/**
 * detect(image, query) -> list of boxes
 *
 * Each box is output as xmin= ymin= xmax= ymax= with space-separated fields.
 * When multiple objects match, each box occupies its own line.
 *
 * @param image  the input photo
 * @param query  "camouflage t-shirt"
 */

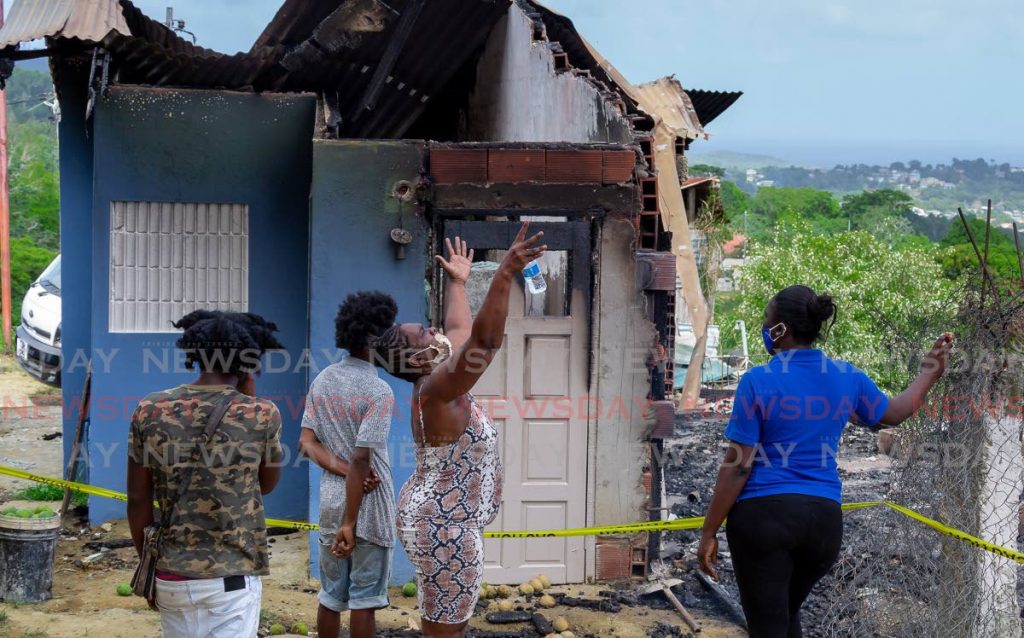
xmin=128 ymin=384 xmax=283 ymax=578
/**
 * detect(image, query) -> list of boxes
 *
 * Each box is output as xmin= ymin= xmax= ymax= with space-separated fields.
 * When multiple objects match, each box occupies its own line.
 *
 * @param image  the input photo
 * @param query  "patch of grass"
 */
xmin=28 ymin=390 xmax=61 ymax=406
xmin=0 ymin=608 xmax=8 ymax=626
xmin=0 ymin=354 xmax=19 ymax=375
xmin=12 ymin=484 xmax=87 ymax=508
xmin=19 ymin=630 xmax=47 ymax=638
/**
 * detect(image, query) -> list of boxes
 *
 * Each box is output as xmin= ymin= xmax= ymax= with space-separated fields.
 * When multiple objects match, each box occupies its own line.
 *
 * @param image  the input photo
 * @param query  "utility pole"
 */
xmin=164 ymin=7 xmax=196 ymax=43
xmin=0 ymin=0 xmax=12 ymax=353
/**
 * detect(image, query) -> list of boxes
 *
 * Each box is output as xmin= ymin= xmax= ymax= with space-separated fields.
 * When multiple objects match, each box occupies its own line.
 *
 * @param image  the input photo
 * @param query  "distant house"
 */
xmin=0 ymin=0 xmax=739 ymax=583
xmin=723 ymin=233 xmax=747 ymax=256
xmin=716 ymin=257 xmax=746 ymax=293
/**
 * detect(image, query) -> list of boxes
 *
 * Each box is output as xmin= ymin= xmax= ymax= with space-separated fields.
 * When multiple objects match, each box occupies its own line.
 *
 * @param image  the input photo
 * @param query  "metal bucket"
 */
xmin=0 ymin=512 xmax=60 ymax=603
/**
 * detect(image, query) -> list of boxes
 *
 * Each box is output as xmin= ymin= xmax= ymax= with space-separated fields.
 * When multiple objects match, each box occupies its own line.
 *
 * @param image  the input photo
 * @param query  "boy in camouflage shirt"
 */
xmin=127 ymin=311 xmax=284 ymax=638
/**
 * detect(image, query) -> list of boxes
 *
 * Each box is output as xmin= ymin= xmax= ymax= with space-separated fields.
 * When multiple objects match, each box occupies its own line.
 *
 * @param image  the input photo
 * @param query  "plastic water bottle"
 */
xmin=523 ymin=259 xmax=547 ymax=294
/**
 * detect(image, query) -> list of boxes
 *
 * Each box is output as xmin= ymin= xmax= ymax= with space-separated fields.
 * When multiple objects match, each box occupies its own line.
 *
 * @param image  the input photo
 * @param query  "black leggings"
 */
xmin=726 ymin=494 xmax=843 ymax=638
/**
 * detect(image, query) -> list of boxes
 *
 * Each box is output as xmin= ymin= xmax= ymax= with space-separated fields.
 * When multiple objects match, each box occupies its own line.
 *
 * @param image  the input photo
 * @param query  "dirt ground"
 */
xmin=0 ymin=357 xmax=745 ymax=637
xmin=0 ymin=356 xmax=63 ymax=498
xmin=0 ymin=519 xmax=747 ymax=637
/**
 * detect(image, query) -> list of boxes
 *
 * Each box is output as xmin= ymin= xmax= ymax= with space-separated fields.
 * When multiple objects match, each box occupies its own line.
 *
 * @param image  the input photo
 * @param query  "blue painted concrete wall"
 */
xmin=308 ymin=140 xmax=430 ymax=584
xmin=85 ymin=87 xmax=315 ymax=524
xmin=55 ymin=61 xmax=94 ymax=481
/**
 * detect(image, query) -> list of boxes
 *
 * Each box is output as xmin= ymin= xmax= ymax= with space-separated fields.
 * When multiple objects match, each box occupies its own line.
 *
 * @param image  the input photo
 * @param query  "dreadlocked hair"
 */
xmin=335 ymin=291 xmax=398 ymax=351
xmin=368 ymin=323 xmax=409 ymax=375
xmin=172 ymin=310 xmax=284 ymax=374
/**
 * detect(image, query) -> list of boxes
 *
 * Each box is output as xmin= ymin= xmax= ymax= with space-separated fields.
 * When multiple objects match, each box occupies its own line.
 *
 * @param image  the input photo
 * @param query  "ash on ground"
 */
xmin=660 ymin=412 xmax=893 ymax=637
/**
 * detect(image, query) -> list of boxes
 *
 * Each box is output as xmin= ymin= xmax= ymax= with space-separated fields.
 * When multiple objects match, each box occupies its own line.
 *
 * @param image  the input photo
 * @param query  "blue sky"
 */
xmin=125 ymin=1 xmax=1024 ymax=166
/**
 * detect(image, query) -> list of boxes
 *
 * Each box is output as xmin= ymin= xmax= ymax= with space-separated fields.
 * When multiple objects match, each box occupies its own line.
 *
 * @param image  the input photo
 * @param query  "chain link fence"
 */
xmin=816 ymin=279 xmax=1024 ymax=637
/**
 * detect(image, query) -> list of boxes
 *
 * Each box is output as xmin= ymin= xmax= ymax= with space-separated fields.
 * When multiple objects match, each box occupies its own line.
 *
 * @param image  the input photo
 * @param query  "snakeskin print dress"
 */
xmin=397 ymin=391 xmax=503 ymax=624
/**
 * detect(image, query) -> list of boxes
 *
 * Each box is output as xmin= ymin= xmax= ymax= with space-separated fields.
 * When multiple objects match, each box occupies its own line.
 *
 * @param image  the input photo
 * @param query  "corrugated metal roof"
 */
xmin=0 ymin=0 xmax=130 ymax=48
xmin=247 ymin=0 xmax=511 ymax=137
xmin=686 ymin=89 xmax=742 ymax=127
xmin=634 ymin=77 xmax=707 ymax=140
xmin=0 ymin=0 xmax=511 ymax=138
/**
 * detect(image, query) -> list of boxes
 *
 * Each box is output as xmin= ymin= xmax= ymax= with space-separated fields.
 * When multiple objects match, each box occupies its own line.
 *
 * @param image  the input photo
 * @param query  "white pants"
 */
xmin=155 ymin=575 xmax=262 ymax=638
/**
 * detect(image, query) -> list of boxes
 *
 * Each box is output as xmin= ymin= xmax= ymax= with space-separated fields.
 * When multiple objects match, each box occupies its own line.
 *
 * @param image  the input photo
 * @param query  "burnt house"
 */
xmin=0 ymin=0 xmax=740 ymax=583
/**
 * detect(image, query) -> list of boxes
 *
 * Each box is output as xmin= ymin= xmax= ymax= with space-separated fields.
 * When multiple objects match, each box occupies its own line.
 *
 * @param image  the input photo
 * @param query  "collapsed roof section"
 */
xmin=0 ymin=0 xmax=740 ymax=141
xmin=634 ymin=77 xmax=707 ymax=141
xmin=0 ymin=0 xmax=511 ymax=138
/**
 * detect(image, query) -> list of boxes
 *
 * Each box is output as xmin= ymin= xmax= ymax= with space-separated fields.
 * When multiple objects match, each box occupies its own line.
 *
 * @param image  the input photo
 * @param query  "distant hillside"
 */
xmin=686 ymin=149 xmax=798 ymax=172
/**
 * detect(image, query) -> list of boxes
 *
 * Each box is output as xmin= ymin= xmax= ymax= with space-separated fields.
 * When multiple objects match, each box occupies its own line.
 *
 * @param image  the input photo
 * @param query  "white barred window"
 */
xmin=109 ymin=202 xmax=249 ymax=333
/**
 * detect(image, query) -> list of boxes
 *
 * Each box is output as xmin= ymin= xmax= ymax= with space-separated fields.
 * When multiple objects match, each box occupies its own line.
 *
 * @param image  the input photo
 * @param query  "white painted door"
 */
xmin=444 ymin=221 xmax=591 ymax=584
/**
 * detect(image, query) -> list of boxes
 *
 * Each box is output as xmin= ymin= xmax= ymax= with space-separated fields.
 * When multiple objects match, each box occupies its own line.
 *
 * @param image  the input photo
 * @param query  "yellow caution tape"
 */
xmin=3 ymin=464 xmax=1023 ymax=563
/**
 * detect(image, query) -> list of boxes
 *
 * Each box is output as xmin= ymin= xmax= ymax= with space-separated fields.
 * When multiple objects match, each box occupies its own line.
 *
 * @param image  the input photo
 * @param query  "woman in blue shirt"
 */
xmin=698 ymin=285 xmax=951 ymax=638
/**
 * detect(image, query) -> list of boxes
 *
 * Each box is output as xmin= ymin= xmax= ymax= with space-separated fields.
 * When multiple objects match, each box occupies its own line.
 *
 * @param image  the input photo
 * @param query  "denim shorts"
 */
xmin=317 ymin=533 xmax=392 ymax=612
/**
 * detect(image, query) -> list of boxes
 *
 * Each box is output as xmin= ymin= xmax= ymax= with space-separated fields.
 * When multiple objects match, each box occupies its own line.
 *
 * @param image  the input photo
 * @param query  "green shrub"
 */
xmin=718 ymin=221 xmax=959 ymax=392
xmin=6 ymin=237 xmax=56 ymax=345
xmin=13 ymin=484 xmax=87 ymax=508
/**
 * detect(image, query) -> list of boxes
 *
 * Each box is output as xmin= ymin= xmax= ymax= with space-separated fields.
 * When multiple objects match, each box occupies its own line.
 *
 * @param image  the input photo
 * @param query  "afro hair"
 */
xmin=335 ymin=291 xmax=399 ymax=352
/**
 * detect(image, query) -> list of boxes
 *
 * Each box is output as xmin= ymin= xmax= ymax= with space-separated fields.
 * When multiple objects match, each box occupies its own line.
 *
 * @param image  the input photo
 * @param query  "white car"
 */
xmin=15 ymin=255 xmax=61 ymax=386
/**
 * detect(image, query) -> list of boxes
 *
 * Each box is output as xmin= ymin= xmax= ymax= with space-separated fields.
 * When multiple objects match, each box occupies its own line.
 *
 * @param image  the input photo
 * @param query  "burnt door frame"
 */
xmin=438 ymin=219 xmax=592 ymax=304
xmin=434 ymin=216 xmax=595 ymax=582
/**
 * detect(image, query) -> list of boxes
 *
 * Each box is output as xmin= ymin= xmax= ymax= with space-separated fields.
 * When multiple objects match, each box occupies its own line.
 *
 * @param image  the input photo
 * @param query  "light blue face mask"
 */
xmin=761 ymin=322 xmax=786 ymax=355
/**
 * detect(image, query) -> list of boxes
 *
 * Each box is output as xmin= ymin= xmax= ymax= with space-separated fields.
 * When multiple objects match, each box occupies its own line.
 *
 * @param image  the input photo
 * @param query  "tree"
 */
xmin=906 ymin=212 xmax=953 ymax=242
xmin=748 ymin=187 xmax=843 ymax=237
xmin=719 ymin=181 xmax=749 ymax=220
xmin=718 ymin=222 xmax=958 ymax=392
xmin=689 ymin=163 xmax=725 ymax=178
xmin=841 ymin=189 xmax=918 ymax=245
xmin=938 ymin=218 xmax=1020 ymax=288
xmin=5 ymin=67 xmax=60 ymax=250
xmin=842 ymin=189 xmax=913 ymax=220
xmin=6 ymin=238 xmax=56 ymax=335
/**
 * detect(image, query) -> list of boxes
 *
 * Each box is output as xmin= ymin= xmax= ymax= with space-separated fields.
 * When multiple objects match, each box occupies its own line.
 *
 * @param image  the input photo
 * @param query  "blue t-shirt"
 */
xmin=724 ymin=349 xmax=890 ymax=503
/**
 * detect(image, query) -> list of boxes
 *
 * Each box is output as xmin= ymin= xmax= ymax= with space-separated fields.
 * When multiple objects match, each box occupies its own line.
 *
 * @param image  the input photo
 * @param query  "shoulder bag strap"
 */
xmin=156 ymin=392 xmax=235 ymax=531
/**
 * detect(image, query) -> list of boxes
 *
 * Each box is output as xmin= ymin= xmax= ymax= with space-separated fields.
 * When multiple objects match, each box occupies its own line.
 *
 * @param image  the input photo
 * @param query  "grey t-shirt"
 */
xmin=302 ymin=356 xmax=396 ymax=547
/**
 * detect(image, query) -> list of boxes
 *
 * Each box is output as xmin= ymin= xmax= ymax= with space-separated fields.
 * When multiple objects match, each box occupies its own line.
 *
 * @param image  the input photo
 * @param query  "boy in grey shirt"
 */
xmin=299 ymin=291 xmax=398 ymax=638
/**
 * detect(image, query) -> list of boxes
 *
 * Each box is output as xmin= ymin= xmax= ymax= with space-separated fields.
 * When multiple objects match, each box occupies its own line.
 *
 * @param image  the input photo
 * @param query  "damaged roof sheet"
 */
xmin=686 ymin=89 xmax=743 ymax=127
xmin=634 ymin=77 xmax=707 ymax=140
xmin=0 ymin=0 xmax=130 ymax=47
xmin=681 ymin=176 xmax=718 ymax=190
xmin=0 ymin=0 xmax=511 ymax=138
xmin=522 ymin=1 xmax=742 ymax=137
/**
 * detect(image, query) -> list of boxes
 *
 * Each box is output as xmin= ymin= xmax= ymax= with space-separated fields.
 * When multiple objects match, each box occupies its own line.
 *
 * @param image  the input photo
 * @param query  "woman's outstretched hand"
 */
xmin=436 ymin=236 xmax=474 ymax=284
xmin=921 ymin=332 xmax=953 ymax=380
xmin=698 ymin=533 xmax=719 ymax=579
xmin=500 ymin=222 xmax=546 ymax=274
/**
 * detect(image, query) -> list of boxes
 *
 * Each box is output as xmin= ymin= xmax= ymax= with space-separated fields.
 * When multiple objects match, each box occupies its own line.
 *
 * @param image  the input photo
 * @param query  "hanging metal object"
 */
xmin=390 ymin=180 xmax=415 ymax=259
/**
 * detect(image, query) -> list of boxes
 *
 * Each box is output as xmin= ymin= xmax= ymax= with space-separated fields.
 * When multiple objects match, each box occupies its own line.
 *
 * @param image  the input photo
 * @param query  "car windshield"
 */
xmin=36 ymin=255 xmax=61 ymax=292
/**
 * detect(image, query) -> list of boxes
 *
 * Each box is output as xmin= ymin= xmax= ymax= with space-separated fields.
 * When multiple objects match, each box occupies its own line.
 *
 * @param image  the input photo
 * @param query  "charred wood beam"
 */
xmin=0 ymin=47 xmax=60 ymax=61
xmin=280 ymin=0 xmax=395 ymax=72
xmin=441 ymin=220 xmax=592 ymax=303
xmin=353 ymin=0 xmax=426 ymax=120
xmin=432 ymin=207 xmax=603 ymax=218
xmin=433 ymin=183 xmax=636 ymax=216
